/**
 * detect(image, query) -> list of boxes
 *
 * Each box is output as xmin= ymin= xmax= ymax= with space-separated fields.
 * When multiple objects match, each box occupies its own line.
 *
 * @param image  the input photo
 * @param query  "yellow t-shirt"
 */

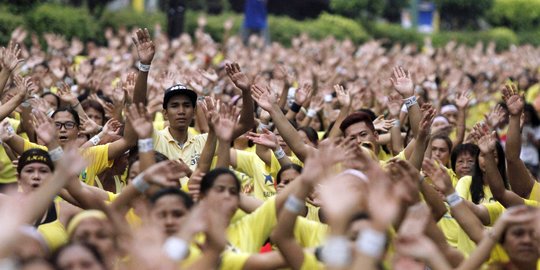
xmin=23 ymin=141 xmax=113 ymax=186
xmin=455 ymin=175 xmax=497 ymax=256
xmin=152 ymin=127 xmax=207 ymax=189
xmin=294 ymin=217 xmax=327 ymax=248
xmin=301 ymin=252 xmax=324 ymax=270
xmin=106 ymin=192 xmax=141 ymax=227
xmin=528 ymin=181 xmax=540 ymax=202
xmin=37 ymin=201 xmax=68 ymax=251
xmin=0 ymin=118 xmax=25 ymax=184
xmin=227 ymin=197 xmax=277 ymax=253
xmin=269 ymin=153 xmax=303 ymax=180
xmin=306 ymin=203 xmax=320 ymax=223
xmin=235 ymin=150 xmax=276 ymax=200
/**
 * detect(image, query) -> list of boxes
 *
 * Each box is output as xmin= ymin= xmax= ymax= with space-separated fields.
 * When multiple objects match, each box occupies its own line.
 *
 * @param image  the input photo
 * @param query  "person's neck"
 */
xmin=234 ymin=140 xmax=248 ymax=150
xmin=169 ymin=127 xmax=189 ymax=145
xmin=507 ymin=260 xmax=537 ymax=270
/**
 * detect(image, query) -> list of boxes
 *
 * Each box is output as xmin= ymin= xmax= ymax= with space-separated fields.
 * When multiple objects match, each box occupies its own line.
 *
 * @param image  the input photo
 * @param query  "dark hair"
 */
xmin=451 ymin=143 xmax=480 ymax=172
xmin=51 ymin=243 xmax=105 ymax=269
xmin=127 ymin=149 xmax=169 ymax=174
xmin=17 ymin=148 xmax=55 ymax=174
xmin=297 ymin=127 xmax=318 ymax=146
xmin=200 ymin=168 xmax=241 ymax=197
xmin=340 ymin=111 xmax=375 ymax=134
xmin=524 ymin=103 xmax=540 ymax=127
xmin=358 ymin=109 xmax=376 ymax=121
xmin=150 ymin=188 xmax=194 ymax=209
xmin=431 ymin=135 xmax=453 ymax=153
xmin=81 ymin=99 xmax=106 ymax=123
xmin=51 ymin=107 xmax=81 ymax=127
xmin=470 ymin=141 xmax=508 ymax=204
xmin=40 ymin=92 xmax=60 ymax=109
xmin=276 ymin=164 xmax=303 ymax=185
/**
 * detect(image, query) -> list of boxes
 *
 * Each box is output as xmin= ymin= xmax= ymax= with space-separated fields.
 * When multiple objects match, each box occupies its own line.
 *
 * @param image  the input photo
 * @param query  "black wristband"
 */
xmin=290 ymin=102 xmax=302 ymax=113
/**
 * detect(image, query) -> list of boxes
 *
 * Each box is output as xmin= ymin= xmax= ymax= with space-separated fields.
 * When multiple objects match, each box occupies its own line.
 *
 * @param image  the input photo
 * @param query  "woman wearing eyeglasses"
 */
xmin=0 ymin=107 xmax=136 ymax=187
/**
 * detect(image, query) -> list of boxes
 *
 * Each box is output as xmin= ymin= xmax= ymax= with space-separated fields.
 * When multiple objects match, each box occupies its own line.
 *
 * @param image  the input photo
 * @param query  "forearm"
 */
xmin=71 ymin=102 xmax=89 ymax=122
xmin=197 ymin=130 xmax=217 ymax=173
xmin=420 ymin=181 xmax=447 ymax=221
xmin=425 ymin=219 xmax=464 ymax=267
xmin=506 ymin=114 xmax=534 ymax=198
xmin=195 ymin=106 xmax=209 ymax=134
xmin=5 ymin=134 xmax=26 ymax=155
xmin=133 ymin=71 xmax=149 ymax=104
xmin=408 ymin=104 xmax=421 ymax=137
xmin=390 ymin=122 xmax=403 ymax=155
xmin=327 ymin=104 xmax=350 ymax=138
xmin=450 ymin=202 xmax=485 ymax=244
xmin=506 ymin=115 xmax=521 ymax=160
xmin=0 ymin=95 xmax=24 ymax=121
xmin=409 ymin=134 xmax=428 ymax=170
xmin=278 ymin=83 xmax=289 ymax=110
xmin=454 ymin=110 xmax=466 ymax=146
xmin=269 ymin=104 xmax=312 ymax=161
xmin=216 ymin=140 xmax=231 ymax=168
xmin=233 ymin=90 xmax=255 ymax=138
xmin=0 ymin=69 xmax=11 ymax=95
xmin=255 ymin=145 xmax=272 ymax=166
xmin=239 ymin=193 xmax=263 ymax=213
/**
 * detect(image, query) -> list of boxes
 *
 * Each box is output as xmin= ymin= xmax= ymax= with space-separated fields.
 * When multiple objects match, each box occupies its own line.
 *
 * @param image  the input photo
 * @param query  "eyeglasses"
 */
xmin=55 ymin=121 xmax=77 ymax=130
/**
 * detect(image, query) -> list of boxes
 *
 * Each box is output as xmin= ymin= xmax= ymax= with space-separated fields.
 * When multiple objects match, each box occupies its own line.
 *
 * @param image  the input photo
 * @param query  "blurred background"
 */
xmin=0 ymin=0 xmax=539 ymax=50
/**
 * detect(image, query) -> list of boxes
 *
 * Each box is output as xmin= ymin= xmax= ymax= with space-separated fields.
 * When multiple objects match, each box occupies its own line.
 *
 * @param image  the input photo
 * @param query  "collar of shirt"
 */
xmin=163 ymin=127 xmax=195 ymax=149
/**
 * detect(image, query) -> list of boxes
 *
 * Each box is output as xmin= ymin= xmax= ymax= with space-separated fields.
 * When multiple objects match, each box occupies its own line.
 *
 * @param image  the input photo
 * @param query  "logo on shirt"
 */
xmin=264 ymin=174 xmax=273 ymax=185
xmin=190 ymin=153 xmax=200 ymax=166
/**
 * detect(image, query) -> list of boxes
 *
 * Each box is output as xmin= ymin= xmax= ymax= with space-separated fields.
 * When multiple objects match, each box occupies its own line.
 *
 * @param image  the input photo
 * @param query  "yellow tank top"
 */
xmin=37 ymin=202 xmax=68 ymax=251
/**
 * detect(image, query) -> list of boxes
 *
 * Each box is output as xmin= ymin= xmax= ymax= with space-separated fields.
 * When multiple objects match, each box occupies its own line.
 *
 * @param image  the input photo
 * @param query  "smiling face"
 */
xmin=18 ymin=163 xmax=53 ymax=192
xmin=163 ymin=95 xmax=195 ymax=131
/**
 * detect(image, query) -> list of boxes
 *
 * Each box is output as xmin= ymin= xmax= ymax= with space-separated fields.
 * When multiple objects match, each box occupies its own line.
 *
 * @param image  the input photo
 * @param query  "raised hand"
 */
xmin=32 ymin=110 xmax=57 ymax=145
xmin=246 ymin=128 xmax=278 ymax=150
xmin=418 ymin=104 xmax=436 ymax=138
xmin=308 ymin=95 xmax=324 ymax=112
xmin=0 ymin=120 xmax=15 ymax=142
xmin=455 ymin=90 xmax=471 ymax=109
xmin=502 ymin=83 xmax=524 ymax=116
xmin=390 ymin=66 xmax=414 ymax=98
xmin=57 ymin=82 xmax=78 ymax=106
xmin=295 ymin=83 xmax=312 ymax=105
xmin=125 ymin=103 xmax=153 ymax=139
xmin=123 ymin=72 xmax=136 ymax=102
xmin=1 ymin=42 xmax=23 ymax=71
xmin=13 ymin=75 xmax=35 ymax=100
xmin=102 ymin=118 xmax=122 ymax=137
xmin=187 ymin=171 xmax=205 ymax=202
xmin=198 ymin=68 xmax=219 ymax=83
xmin=387 ymin=93 xmax=402 ymax=117
xmin=111 ymin=84 xmax=126 ymax=106
xmin=484 ymin=104 xmax=506 ymax=129
xmin=397 ymin=203 xmax=431 ymax=237
xmin=132 ymin=28 xmax=155 ymax=65
xmin=56 ymin=144 xmax=88 ymax=176
xmin=477 ymin=131 xmax=497 ymax=154
xmin=212 ymin=102 xmax=238 ymax=142
xmin=373 ymin=115 xmax=394 ymax=133
xmin=142 ymin=161 xmax=187 ymax=188
xmin=251 ymin=82 xmax=277 ymax=112
xmin=225 ymin=62 xmax=250 ymax=92
xmin=422 ymin=158 xmax=453 ymax=195
xmin=80 ymin=118 xmax=101 ymax=136
xmin=334 ymin=84 xmax=351 ymax=108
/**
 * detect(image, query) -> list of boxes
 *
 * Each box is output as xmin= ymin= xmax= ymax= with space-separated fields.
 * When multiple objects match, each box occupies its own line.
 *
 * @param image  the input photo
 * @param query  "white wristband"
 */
xmin=89 ymin=134 xmax=101 ymax=146
xmin=273 ymin=147 xmax=286 ymax=160
xmin=356 ymin=228 xmax=386 ymax=258
xmin=137 ymin=61 xmax=151 ymax=72
xmin=404 ymin=96 xmax=417 ymax=109
xmin=48 ymin=147 xmax=64 ymax=162
xmin=393 ymin=119 xmax=400 ymax=127
xmin=324 ymin=94 xmax=333 ymax=103
xmin=257 ymin=122 xmax=271 ymax=133
xmin=163 ymin=237 xmax=189 ymax=262
xmin=6 ymin=124 xmax=14 ymax=136
xmin=321 ymin=236 xmax=351 ymax=267
xmin=284 ymin=195 xmax=304 ymax=213
xmin=138 ymin=138 xmax=153 ymax=153
xmin=306 ymin=108 xmax=317 ymax=118
xmin=446 ymin=192 xmax=463 ymax=207
xmin=132 ymin=174 xmax=150 ymax=193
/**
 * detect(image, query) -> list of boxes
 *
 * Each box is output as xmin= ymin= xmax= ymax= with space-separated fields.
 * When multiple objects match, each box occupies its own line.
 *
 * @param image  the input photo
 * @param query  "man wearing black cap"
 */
xmin=131 ymin=29 xmax=255 ymax=188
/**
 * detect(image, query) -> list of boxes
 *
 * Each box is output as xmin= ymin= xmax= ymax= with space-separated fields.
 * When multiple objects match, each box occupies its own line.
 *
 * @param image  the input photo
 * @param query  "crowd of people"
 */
xmin=1 ymin=17 xmax=540 ymax=270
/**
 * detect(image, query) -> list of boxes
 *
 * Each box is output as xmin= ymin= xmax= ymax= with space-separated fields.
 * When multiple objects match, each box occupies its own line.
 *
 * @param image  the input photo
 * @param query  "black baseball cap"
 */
xmin=17 ymin=148 xmax=54 ymax=174
xmin=163 ymin=84 xmax=198 ymax=109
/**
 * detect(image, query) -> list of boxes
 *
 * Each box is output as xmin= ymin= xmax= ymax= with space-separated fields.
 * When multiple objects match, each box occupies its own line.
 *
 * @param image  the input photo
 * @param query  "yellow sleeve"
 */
xmin=293 ymin=217 xmax=328 ymax=248
xmin=234 ymin=150 xmax=256 ymax=177
xmin=80 ymin=144 xmax=114 ymax=186
xmin=528 ymin=181 xmax=540 ymax=202
xmin=484 ymin=202 xmax=505 ymax=226
xmin=455 ymin=176 xmax=472 ymax=201
xmin=23 ymin=139 xmax=48 ymax=151
xmin=219 ymin=251 xmax=250 ymax=270
xmin=301 ymin=252 xmax=324 ymax=270
xmin=227 ymin=197 xmax=277 ymax=253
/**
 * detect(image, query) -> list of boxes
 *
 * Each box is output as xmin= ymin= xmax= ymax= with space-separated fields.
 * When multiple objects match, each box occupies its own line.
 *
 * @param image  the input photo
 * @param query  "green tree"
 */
xmin=435 ymin=0 xmax=494 ymax=30
xmin=330 ymin=0 xmax=386 ymax=20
